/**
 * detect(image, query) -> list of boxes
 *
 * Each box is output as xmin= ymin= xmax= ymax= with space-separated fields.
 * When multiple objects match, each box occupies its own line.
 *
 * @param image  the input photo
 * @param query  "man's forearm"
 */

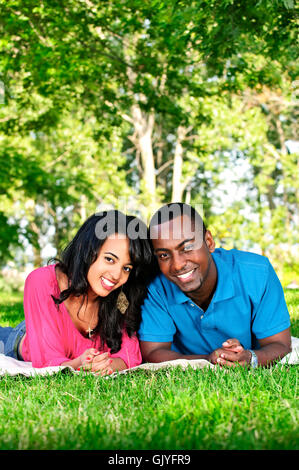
xmin=254 ymin=341 xmax=291 ymax=367
xmin=144 ymin=347 xmax=209 ymax=363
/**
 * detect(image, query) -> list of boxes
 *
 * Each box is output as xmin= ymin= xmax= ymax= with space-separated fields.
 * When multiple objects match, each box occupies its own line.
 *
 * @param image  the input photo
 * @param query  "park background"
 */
xmin=0 ymin=0 xmax=298 ymax=452
xmin=0 ymin=0 xmax=298 ymax=289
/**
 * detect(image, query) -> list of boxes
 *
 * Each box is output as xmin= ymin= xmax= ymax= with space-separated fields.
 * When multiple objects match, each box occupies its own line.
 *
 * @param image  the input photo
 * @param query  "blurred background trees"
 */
xmin=0 ymin=0 xmax=298 ymax=286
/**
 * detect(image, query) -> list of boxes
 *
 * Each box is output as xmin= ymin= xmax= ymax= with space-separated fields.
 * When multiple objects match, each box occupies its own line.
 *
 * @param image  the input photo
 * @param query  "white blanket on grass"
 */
xmin=0 ymin=336 xmax=298 ymax=378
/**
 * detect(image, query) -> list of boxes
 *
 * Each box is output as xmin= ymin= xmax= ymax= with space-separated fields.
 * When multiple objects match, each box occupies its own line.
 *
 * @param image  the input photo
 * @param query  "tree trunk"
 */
xmin=79 ymin=194 xmax=87 ymax=223
xmin=130 ymin=104 xmax=156 ymax=200
xmin=172 ymin=126 xmax=184 ymax=202
xmin=171 ymin=126 xmax=194 ymax=202
xmin=125 ymin=61 xmax=157 ymax=205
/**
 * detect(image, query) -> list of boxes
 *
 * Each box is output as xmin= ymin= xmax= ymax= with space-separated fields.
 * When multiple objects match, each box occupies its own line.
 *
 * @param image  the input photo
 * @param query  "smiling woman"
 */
xmin=87 ymin=236 xmax=133 ymax=297
xmin=0 ymin=211 xmax=155 ymax=375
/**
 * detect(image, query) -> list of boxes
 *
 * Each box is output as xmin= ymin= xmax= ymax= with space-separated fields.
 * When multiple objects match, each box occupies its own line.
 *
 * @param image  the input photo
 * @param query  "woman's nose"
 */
xmin=109 ymin=265 xmax=122 ymax=282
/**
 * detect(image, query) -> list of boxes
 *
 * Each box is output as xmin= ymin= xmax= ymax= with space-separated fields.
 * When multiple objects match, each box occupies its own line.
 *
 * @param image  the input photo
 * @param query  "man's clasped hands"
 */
xmin=208 ymin=338 xmax=252 ymax=367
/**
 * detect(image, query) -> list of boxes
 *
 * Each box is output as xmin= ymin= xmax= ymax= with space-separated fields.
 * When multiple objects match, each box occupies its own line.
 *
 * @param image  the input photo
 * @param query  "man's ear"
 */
xmin=204 ymin=230 xmax=215 ymax=253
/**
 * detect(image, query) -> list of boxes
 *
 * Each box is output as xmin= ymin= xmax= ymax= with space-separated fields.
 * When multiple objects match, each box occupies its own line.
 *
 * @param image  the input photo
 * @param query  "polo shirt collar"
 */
xmin=163 ymin=249 xmax=235 ymax=305
xmin=163 ymin=277 xmax=190 ymax=305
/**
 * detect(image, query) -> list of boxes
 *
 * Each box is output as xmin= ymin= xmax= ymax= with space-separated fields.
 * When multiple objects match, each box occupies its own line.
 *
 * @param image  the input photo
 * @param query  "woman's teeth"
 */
xmin=101 ymin=277 xmax=115 ymax=287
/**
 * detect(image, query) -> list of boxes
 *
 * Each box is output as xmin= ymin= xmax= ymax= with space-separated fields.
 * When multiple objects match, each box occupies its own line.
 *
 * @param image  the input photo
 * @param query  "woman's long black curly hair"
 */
xmin=51 ymin=210 xmax=158 ymax=353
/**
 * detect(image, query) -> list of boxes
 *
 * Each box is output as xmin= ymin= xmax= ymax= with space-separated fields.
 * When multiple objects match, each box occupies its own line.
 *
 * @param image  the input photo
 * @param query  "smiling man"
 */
xmin=138 ymin=203 xmax=292 ymax=368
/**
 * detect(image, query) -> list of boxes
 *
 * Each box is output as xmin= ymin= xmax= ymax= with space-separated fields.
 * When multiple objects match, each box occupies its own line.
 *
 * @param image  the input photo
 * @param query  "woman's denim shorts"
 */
xmin=0 ymin=320 xmax=26 ymax=360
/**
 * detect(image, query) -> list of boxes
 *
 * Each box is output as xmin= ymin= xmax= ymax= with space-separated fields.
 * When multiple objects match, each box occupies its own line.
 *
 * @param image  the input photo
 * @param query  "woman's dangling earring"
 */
xmin=116 ymin=289 xmax=129 ymax=314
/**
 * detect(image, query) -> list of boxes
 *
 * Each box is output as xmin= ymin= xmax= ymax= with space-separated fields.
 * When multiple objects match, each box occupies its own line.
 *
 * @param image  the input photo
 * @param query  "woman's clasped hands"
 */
xmin=78 ymin=348 xmax=114 ymax=376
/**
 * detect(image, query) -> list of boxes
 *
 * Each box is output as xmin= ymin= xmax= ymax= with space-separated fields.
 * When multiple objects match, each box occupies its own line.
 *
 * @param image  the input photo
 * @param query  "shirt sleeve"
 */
xmin=110 ymin=330 xmax=142 ymax=369
xmin=251 ymin=260 xmax=291 ymax=340
xmin=138 ymin=281 xmax=177 ymax=343
xmin=23 ymin=267 xmax=71 ymax=368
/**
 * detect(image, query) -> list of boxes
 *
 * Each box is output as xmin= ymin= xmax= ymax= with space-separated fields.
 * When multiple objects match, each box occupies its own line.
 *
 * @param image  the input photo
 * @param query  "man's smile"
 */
xmin=175 ymin=268 xmax=196 ymax=282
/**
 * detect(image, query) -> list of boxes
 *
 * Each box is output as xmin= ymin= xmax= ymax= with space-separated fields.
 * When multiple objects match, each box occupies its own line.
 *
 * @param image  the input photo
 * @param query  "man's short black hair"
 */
xmin=149 ymin=202 xmax=207 ymax=237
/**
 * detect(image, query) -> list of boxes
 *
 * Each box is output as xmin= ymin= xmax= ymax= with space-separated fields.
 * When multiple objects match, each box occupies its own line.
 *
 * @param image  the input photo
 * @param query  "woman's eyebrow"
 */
xmin=104 ymin=252 xmax=133 ymax=266
xmin=104 ymin=251 xmax=119 ymax=259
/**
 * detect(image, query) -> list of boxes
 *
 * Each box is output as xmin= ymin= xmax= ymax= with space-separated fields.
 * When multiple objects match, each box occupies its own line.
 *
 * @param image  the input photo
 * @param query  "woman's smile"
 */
xmin=87 ymin=235 xmax=133 ymax=298
xmin=100 ymin=275 xmax=117 ymax=291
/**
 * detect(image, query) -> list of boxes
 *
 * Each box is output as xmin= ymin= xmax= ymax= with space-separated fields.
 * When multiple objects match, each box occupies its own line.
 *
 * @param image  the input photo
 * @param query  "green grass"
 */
xmin=0 ymin=290 xmax=298 ymax=450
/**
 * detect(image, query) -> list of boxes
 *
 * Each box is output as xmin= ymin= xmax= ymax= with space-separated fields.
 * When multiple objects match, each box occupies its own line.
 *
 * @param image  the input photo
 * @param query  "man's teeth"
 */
xmin=101 ymin=277 xmax=115 ymax=287
xmin=177 ymin=269 xmax=194 ymax=279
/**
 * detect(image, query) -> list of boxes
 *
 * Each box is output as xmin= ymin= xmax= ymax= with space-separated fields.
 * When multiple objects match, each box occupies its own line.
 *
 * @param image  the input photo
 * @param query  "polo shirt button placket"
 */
xmin=189 ymin=302 xmax=204 ymax=321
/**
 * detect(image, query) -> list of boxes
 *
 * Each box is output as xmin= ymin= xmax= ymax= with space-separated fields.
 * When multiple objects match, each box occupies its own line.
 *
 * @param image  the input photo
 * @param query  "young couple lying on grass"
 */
xmin=0 ymin=204 xmax=293 ymax=374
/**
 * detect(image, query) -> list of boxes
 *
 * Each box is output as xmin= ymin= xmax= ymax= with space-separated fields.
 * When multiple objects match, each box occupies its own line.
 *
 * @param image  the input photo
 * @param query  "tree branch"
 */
xmin=156 ymin=159 xmax=173 ymax=176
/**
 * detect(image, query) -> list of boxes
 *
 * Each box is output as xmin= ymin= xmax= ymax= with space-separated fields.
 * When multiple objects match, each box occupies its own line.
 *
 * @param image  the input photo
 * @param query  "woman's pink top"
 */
xmin=21 ymin=264 xmax=142 ymax=369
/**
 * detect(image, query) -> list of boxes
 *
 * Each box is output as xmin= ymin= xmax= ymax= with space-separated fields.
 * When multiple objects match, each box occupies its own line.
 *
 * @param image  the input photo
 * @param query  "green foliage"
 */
xmin=0 ymin=0 xmax=297 ymax=267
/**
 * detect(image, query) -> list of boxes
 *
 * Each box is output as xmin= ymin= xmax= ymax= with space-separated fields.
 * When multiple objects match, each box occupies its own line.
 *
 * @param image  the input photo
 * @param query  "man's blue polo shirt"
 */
xmin=138 ymin=248 xmax=290 ymax=354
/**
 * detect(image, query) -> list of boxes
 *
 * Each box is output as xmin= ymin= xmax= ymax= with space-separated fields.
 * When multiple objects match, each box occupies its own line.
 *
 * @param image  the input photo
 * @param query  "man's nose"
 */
xmin=170 ymin=253 xmax=186 ymax=273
